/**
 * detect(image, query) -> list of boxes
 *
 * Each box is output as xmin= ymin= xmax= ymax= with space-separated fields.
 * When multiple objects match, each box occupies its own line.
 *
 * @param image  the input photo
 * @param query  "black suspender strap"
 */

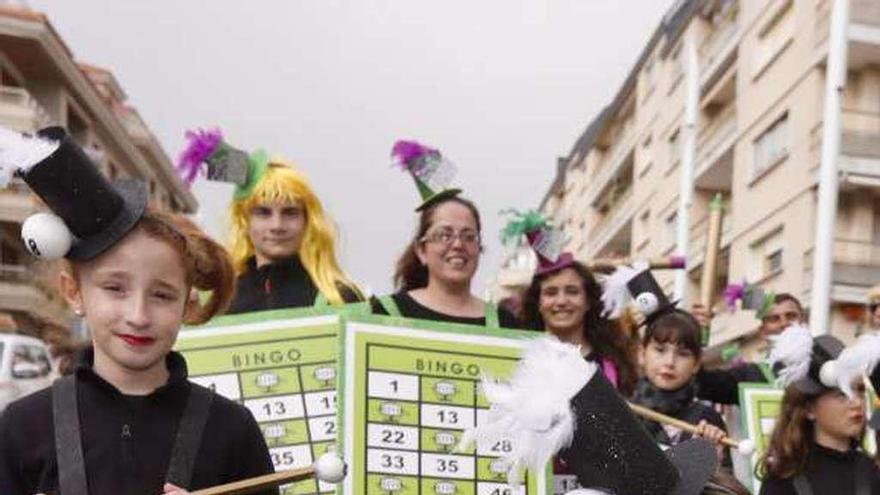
xmin=792 ymin=475 xmax=812 ymax=495
xmin=52 ymin=376 xmax=89 ymax=495
xmin=165 ymin=383 xmax=214 ymax=489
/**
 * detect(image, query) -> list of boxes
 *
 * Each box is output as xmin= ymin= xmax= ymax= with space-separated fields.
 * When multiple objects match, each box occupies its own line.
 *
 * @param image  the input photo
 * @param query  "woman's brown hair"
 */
xmin=757 ymin=386 xmax=815 ymax=480
xmin=392 ymin=196 xmax=482 ymax=291
xmin=521 ymin=261 xmax=638 ymax=396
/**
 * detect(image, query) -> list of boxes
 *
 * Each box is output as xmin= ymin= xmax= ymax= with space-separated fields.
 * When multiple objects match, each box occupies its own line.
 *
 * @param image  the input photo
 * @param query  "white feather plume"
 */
xmin=0 ymin=127 xmax=58 ymax=188
xmin=600 ymin=263 xmax=644 ymax=319
xmin=768 ymin=323 xmax=814 ymax=388
xmin=830 ymin=334 xmax=880 ymax=397
xmin=458 ymin=336 xmax=597 ymax=486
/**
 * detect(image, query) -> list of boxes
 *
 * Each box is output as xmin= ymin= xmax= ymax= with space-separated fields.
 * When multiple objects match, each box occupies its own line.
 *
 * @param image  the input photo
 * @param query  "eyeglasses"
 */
xmin=420 ymin=229 xmax=481 ymax=246
xmin=762 ymin=311 xmax=801 ymax=324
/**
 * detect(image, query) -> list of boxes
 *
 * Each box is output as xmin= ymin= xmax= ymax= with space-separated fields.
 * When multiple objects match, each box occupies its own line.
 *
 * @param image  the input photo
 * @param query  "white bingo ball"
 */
xmin=738 ymin=439 xmax=756 ymax=456
xmin=314 ymin=452 xmax=346 ymax=483
xmin=21 ymin=213 xmax=72 ymax=260
xmin=634 ymin=292 xmax=659 ymax=315
xmin=819 ymin=360 xmax=839 ymax=389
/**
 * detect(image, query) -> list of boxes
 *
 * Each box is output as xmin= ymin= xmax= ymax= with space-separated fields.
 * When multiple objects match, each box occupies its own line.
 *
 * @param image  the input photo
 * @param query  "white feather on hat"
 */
xmin=458 ymin=336 xmax=596 ymax=486
xmin=0 ymin=127 xmax=58 ymax=188
xmin=599 ymin=261 xmax=649 ymax=319
xmin=826 ymin=334 xmax=880 ymax=397
xmin=768 ymin=324 xmax=814 ymax=388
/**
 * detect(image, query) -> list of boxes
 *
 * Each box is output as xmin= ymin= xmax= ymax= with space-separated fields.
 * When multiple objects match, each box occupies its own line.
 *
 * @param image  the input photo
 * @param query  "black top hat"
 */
xmin=562 ymin=372 xmax=716 ymax=495
xmin=19 ymin=126 xmax=147 ymax=261
xmin=602 ymin=263 xmax=677 ymax=324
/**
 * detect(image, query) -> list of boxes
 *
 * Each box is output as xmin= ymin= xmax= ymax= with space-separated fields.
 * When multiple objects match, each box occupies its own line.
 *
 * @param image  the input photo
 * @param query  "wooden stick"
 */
xmin=189 ymin=466 xmax=315 ymax=495
xmin=587 ymin=256 xmax=686 ymax=273
xmin=628 ymin=402 xmax=750 ymax=452
xmin=699 ymin=194 xmax=725 ymax=345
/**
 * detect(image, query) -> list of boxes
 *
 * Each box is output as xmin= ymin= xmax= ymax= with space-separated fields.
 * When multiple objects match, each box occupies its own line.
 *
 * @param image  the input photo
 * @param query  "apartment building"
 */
xmin=0 ymin=5 xmax=196 ymax=338
xmin=495 ymin=0 xmax=880 ymax=350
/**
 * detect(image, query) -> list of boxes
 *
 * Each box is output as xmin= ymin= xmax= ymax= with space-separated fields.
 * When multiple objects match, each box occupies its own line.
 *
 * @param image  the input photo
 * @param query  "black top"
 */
xmin=0 ymin=349 xmax=276 ymax=495
xmin=371 ymin=291 xmax=521 ymax=328
xmin=696 ymin=362 xmax=769 ymax=405
xmin=759 ymin=443 xmax=880 ymax=495
xmin=227 ymin=256 xmax=361 ymax=314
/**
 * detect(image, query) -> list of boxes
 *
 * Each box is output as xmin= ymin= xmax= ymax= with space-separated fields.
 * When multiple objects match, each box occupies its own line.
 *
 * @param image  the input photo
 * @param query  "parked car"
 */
xmin=0 ymin=334 xmax=55 ymax=412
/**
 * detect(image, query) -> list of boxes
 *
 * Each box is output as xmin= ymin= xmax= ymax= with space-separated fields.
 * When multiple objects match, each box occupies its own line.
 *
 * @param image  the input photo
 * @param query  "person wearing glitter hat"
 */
xmin=177 ymin=129 xmax=364 ymax=314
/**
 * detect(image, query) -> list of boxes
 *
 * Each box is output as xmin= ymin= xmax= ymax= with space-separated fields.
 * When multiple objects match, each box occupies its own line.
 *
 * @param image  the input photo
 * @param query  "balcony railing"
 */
xmin=696 ymin=105 xmax=736 ymax=173
xmin=842 ymin=108 xmax=880 ymax=159
xmin=0 ymin=86 xmax=52 ymax=132
xmin=833 ymin=239 xmax=880 ymax=267
xmin=586 ymin=187 xmax=636 ymax=256
xmin=698 ymin=8 xmax=740 ymax=81
xmin=852 ymin=0 xmax=880 ymax=26
xmin=582 ymin=129 xmax=637 ymax=207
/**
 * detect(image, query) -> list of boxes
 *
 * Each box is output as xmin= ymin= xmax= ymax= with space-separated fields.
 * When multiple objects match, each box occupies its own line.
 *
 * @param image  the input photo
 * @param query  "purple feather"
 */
xmin=724 ymin=281 xmax=746 ymax=311
xmin=177 ymin=128 xmax=223 ymax=187
xmin=668 ymin=255 xmax=686 ymax=269
xmin=391 ymin=140 xmax=435 ymax=170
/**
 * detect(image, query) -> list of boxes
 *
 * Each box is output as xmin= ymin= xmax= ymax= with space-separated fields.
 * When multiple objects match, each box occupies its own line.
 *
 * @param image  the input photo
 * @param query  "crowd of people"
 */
xmin=0 ymin=129 xmax=879 ymax=494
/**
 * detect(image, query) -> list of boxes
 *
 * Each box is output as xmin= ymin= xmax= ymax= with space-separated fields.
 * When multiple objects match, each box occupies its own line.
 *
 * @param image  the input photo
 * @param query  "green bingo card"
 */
xmin=739 ymin=383 xmax=783 ymax=494
xmin=340 ymin=315 xmax=549 ymax=495
xmin=176 ymin=309 xmax=341 ymax=495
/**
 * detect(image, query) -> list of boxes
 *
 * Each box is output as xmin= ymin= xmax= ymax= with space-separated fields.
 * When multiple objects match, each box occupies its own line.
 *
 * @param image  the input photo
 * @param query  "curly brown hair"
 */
xmin=521 ymin=262 xmax=638 ymax=395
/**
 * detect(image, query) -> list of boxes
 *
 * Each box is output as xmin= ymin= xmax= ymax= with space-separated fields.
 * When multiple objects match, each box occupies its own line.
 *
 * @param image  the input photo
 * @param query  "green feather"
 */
xmin=500 ymin=209 xmax=549 ymax=245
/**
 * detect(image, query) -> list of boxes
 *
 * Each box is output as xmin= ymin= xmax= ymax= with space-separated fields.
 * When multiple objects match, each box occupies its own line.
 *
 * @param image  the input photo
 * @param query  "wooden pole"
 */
xmin=628 ymin=402 xmax=750 ymax=452
xmin=699 ymin=194 xmax=725 ymax=345
xmin=189 ymin=466 xmax=316 ymax=495
xmin=587 ymin=256 xmax=686 ymax=273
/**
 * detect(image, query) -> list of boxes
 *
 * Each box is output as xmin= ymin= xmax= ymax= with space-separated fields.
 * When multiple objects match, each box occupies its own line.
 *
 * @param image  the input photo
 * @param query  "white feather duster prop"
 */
xmin=768 ymin=324 xmax=814 ymax=388
xmin=0 ymin=127 xmax=58 ymax=188
xmin=600 ymin=261 xmax=648 ymax=319
xmin=458 ymin=336 xmax=597 ymax=486
xmin=826 ymin=334 xmax=880 ymax=397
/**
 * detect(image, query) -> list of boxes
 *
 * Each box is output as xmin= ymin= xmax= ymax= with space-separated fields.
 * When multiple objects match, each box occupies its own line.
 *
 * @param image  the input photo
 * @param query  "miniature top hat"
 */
xmin=4 ymin=126 xmax=147 ymax=261
xmin=464 ymin=336 xmax=716 ymax=495
xmin=601 ymin=262 xmax=676 ymax=323
xmin=500 ymin=209 xmax=573 ymax=276
xmin=724 ymin=281 xmax=775 ymax=319
xmin=177 ymin=128 xmax=269 ymax=200
xmin=390 ymin=140 xmax=462 ymax=212
xmin=767 ymin=324 xmax=880 ymax=396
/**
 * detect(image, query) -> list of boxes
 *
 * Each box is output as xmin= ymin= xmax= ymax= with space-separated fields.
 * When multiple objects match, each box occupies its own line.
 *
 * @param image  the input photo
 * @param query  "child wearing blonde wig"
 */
xmin=226 ymin=159 xmax=363 ymax=313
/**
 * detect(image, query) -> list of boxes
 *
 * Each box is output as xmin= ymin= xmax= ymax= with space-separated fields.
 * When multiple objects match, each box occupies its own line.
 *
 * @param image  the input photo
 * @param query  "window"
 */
xmin=753 ymin=0 xmax=794 ymax=78
xmin=749 ymin=228 xmax=784 ymax=280
xmin=668 ymin=129 xmax=681 ymax=172
xmin=665 ymin=211 xmax=679 ymax=249
xmin=752 ymin=112 xmax=789 ymax=178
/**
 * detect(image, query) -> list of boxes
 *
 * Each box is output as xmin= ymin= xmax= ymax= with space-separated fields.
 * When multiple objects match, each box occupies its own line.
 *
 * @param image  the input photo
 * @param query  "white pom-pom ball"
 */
xmin=314 ymin=452 xmax=346 ymax=483
xmin=737 ymin=439 xmax=756 ymax=456
xmin=634 ymin=292 xmax=659 ymax=315
xmin=819 ymin=360 xmax=839 ymax=388
xmin=21 ymin=213 xmax=72 ymax=260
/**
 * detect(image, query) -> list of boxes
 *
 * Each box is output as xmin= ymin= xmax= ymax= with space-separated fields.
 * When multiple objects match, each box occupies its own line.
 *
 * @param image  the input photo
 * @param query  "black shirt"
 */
xmin=0 ymin=350 xmax=276 ymax=495
xmin=696 ymin=362 xmax=769 ymax=405
xmin=759 ymin=442 xmax=880 ymax=494
xmin=227 ymin=256 xmax=361 ymax=314
xmin=371 ymin=291 xmax=521 ymax=328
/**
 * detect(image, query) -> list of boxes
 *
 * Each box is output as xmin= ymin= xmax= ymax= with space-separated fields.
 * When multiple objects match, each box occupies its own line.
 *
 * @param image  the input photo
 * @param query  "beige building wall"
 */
xmin=0 ymin=5 xmax=197 ymax=339
xmin=496 ymin=0 xmax=880 ymax=349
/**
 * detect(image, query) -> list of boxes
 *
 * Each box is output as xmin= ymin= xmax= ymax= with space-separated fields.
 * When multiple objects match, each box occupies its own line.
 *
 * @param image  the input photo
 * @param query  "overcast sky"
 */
xmin=29 ymin=0 xmax=670 ymax=295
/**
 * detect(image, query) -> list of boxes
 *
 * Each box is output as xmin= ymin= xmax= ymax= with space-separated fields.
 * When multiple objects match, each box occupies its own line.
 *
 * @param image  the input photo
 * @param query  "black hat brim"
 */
xmin=66 ymin=179 xmax=147 ymax=261
xmin=415 ymin=188 xmax=462 ymax=212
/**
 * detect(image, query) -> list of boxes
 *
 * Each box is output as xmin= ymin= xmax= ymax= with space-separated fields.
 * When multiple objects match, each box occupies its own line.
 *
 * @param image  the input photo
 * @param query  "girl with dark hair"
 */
xmin=521 ymin=260 xmax=638 ymax=395
xmin=372 ymin=141 xmax=518 ymax=328
xmin=0 ymin=128 xmax=276 ymax=495
xmin=758 ymin=325 xmax=880 ymax=494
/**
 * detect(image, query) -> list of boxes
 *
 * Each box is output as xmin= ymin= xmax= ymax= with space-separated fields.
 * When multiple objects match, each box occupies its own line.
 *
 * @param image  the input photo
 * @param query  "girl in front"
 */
xmin=758 ymin=324 xmax=880 ymax=494
xmin=0 ymin=127 xmax=275 ymax=495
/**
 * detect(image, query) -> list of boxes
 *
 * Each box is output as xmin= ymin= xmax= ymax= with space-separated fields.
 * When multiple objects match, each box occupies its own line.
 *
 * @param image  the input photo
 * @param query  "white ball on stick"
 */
xmin=20 ymin=212 xmax=72 ymax=260
xmin=314 ymin=452 xmax=346 ymax=483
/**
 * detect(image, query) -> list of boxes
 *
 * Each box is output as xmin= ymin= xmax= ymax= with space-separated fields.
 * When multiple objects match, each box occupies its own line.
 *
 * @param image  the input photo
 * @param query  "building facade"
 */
xmin=496 ymin=0 xmax=880 ymax=349
xmin=0 ymin=5 xmax=196 ymax=339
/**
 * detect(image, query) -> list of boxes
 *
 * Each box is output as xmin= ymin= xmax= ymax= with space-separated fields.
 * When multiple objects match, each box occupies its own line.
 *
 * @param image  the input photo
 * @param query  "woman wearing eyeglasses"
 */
xmin=372 ymin=195 xmax=519 ymax=328
xmin=371 ymin=140 xmax=518 ymax=328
